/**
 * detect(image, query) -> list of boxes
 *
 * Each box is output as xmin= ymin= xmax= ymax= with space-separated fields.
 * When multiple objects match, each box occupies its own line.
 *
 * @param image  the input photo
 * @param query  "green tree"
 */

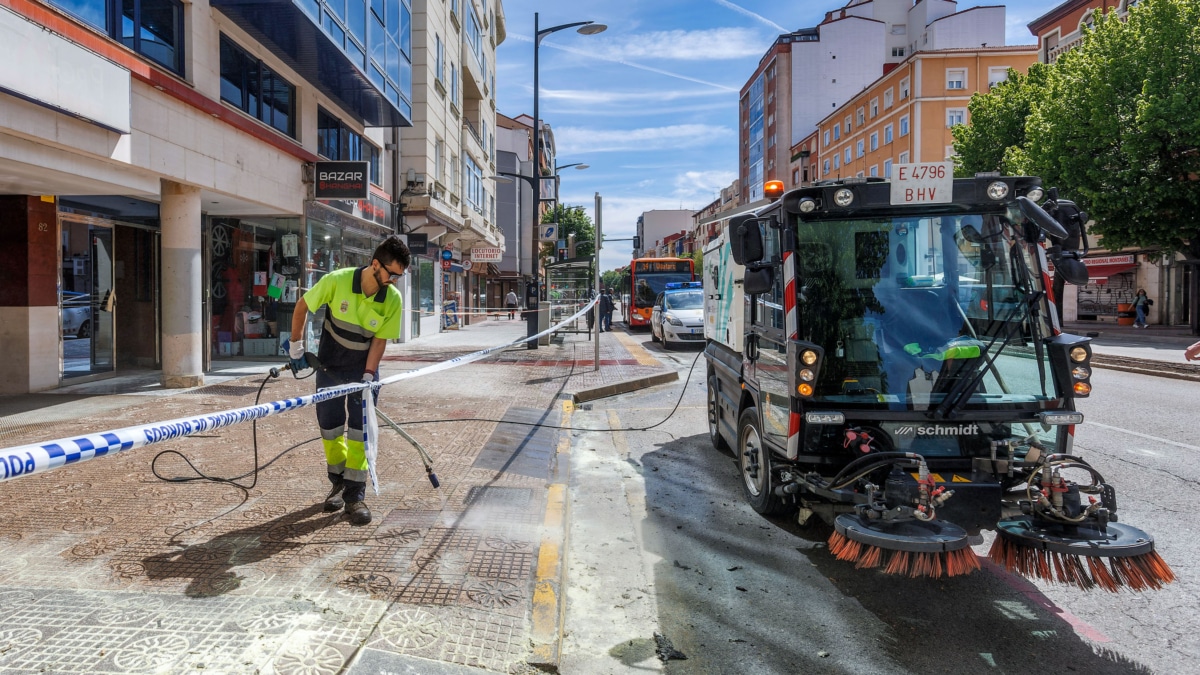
xmin=1026 ymin=0 xmax=1200 ymax=258
xmin=540 ymin=204 xmax=596 ymax=263
xmin=952 ymin=64 xmax=1050 ymax=177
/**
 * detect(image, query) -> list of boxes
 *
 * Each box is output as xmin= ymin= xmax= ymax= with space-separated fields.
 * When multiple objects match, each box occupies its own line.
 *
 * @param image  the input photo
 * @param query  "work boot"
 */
xmin=324 ymin=473 xmax=345 ymax=512
xmin=342 ymin=480 xmax=370 ymax=525
xmin=345 ymin=501 xmax=372 ymax=525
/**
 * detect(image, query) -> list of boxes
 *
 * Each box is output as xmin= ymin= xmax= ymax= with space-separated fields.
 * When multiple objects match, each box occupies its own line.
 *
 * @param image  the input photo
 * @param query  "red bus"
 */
xmin=626 ymin=257 xmax=695 ymax=328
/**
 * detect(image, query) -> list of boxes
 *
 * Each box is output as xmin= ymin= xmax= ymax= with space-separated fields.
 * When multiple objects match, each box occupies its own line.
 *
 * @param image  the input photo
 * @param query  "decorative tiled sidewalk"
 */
xmin=0 ymin=341 xmax=597 ymax=674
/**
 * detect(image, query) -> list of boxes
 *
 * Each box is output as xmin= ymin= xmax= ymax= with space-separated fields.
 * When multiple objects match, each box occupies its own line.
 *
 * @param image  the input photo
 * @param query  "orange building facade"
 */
xmin=803 ymin=47 xmax=1037 ymax=183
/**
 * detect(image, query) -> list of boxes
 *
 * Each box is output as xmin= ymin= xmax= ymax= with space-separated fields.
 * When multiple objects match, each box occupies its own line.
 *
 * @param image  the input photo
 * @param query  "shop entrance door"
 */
xmin=61 ymin=220 xmax=115 ymax=379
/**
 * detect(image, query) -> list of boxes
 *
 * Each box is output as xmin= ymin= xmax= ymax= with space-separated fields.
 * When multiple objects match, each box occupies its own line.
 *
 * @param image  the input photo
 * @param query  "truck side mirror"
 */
xmin=1016 ymin=196 xmax=1069 ymax=240
xmin=743 ymin=264 xmax=774 ymax=295
xmin=1053 ymin=256 xmax=1090 ymax=285
xmin=729 ymin=214 xmax=765 ymax=266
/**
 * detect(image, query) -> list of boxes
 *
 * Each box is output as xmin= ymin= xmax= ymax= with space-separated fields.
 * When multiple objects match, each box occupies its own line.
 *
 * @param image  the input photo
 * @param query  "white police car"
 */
xmin=650 ymin=281 xmax=704 ymax=350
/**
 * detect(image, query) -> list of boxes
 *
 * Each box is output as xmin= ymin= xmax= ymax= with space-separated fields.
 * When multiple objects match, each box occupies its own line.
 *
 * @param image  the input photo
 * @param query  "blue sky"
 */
xmin=494 ymin=0 xmax=1049 ymax=273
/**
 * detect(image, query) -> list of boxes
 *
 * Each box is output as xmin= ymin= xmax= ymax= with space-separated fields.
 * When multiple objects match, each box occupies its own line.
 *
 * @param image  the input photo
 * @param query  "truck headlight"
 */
xmin=833 ymin=188 xmax=854 ymax=207
xmin=1039 ymin=411 xmax=1084 ymax=425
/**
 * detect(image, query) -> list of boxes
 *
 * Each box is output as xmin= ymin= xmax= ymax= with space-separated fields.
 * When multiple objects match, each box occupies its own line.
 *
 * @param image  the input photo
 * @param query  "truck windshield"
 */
xmin=794 ymin=211 xmax=1056 ymax=410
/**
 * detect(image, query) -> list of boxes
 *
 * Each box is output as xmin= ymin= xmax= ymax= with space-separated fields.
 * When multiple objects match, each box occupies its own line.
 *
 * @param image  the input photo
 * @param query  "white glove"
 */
xmin=288 ymin=339 xmax=305 ymax=360
xmin=362 ymin=371 xmax=377 ymax=383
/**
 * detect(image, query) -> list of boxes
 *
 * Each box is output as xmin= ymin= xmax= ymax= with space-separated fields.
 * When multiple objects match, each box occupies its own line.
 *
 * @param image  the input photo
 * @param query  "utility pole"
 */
xmin=594 ymin=192 xmax=602 ymax=371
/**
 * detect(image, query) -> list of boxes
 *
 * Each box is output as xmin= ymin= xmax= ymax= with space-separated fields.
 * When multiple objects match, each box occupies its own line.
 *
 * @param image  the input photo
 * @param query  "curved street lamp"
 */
xmin=525 ymin=13 xmax=606 ymax=349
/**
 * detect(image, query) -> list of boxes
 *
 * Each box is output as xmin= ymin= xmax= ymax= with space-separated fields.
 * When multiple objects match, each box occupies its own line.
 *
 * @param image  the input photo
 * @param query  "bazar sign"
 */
xmin=314 ymin=161 xmax=369 ymax=199
xmin=471 ymin=247 xmax=503 ymax=262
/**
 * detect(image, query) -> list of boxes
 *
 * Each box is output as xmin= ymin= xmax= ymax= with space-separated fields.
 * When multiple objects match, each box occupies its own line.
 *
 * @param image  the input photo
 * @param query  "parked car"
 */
xmin=62 ymin=291 xmax=91 ymax=338
xmin=650 ymin=282 xmax=704 ymax=350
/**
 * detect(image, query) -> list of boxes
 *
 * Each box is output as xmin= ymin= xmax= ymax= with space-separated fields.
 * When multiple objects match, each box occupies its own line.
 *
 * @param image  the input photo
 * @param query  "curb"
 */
xmin=1091 ymin=355 xmax=1200 ymax=383
xmin=528 ymin=400 xmax=574 ymax=672
xmin=571 ymin=371 xmax=680 ymax=404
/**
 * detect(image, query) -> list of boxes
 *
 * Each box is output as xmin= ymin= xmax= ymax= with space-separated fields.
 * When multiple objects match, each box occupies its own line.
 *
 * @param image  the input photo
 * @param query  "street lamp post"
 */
xmin=527 ymin=12 xmax=606 ymax=349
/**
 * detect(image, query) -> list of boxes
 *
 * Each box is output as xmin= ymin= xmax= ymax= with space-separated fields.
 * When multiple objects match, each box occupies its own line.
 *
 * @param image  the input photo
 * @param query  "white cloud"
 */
xmin=673 ymin=170 xmax=738 ymax=202
xmin=593 ymin=28 xmax=769 ymax=61
xmin=555 ymin=124 xmax=734 ymax=154
xmin=538 ymin=87 xmax=727 ymax=104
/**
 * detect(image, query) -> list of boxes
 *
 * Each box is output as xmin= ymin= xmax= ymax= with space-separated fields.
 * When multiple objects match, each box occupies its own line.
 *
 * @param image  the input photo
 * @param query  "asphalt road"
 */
xmin=560 ymin=330 xmax=1198 ymax=674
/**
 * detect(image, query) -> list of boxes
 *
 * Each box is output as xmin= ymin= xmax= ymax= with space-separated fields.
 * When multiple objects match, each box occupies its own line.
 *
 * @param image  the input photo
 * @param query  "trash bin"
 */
xmin=1116 ymin=303 xmax=1135 ymax=326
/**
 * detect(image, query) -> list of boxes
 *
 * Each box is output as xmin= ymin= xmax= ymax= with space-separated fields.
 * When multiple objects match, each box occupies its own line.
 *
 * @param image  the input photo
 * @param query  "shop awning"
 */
xmin=1085 ymin=263 xmax=1136 ymax=283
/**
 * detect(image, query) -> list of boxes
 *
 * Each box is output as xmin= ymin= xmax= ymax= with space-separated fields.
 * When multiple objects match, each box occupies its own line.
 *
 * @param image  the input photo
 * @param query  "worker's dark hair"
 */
xmin=373 ymin=235 xmax=411 ymax=269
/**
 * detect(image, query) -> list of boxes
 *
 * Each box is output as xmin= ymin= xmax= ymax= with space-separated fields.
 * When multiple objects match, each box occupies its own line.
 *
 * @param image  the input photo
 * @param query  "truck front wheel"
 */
xmin=737 ymin=407 xmax=790 ymax=515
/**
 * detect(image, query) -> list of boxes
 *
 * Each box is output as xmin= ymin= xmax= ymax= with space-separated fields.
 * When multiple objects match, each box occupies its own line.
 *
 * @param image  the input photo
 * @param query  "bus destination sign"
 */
xmin=635 ymin=261 xmax=691 ymax=273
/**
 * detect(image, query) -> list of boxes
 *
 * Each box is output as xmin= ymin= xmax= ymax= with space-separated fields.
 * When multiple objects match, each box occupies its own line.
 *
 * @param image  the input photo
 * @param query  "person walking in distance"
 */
xmin=288 ymin=235 xmax=410 ymax=525
xmin=600 ymin=289 xmax=614 ymax=332
xmin=1133 ymin=289 xmax=1152 ymax=328
xmin=505 ymin=289 xmax=518 ymax=320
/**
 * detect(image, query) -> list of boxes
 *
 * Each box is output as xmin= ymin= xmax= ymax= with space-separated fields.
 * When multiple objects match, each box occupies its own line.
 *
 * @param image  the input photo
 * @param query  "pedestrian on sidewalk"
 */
xmin=288 ymin=235 xmax=410 ymax=526
xmin=505 ymin=290 xmax=518 ymax=320
xmin=1133 ymin=289 xmax=1151 ymax=328
xmin=600 ymin=289 xmax=614 ymax=332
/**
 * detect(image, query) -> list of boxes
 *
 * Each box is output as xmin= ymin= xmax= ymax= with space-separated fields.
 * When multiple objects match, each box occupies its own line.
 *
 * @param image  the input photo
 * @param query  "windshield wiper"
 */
xmin=930 ymin=288 xmax=1043 ymax=420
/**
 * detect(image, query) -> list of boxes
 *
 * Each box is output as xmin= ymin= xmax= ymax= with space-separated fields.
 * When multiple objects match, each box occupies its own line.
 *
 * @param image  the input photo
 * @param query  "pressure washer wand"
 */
xmin=375 ymin=407 xmax=440 ymax=488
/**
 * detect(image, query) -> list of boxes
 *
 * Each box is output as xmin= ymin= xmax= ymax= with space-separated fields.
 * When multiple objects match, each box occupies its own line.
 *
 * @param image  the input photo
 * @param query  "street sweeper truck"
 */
xmin=702 ymin=170 xmax=1173 ymax=591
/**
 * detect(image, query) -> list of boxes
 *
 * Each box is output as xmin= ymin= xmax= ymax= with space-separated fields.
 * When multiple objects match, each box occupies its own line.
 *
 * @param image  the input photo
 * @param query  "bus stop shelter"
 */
xmin=545 ymin=256 xmax=594 ymax=336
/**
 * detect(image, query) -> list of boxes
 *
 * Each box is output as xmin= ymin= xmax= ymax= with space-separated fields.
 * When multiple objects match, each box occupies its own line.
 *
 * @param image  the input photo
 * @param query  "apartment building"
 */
xmin=0 ymin=0 xmax=417 ymax=393
xmin=493 ymin=112 xmax=534 ymax=310
xmin=813 ymin=47 xmax=1037 ymax=181
xmin=738 ymin=0 xmax=1005 ymax=205
xmin=400 ymin=0 xmax=505 ymax=333
xmin=634 ymin=210 xmax=693 ymax=260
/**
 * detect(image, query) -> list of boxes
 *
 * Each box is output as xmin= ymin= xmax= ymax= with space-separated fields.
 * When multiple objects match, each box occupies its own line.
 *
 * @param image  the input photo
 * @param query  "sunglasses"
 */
xmin=378 ymin=262 xmax=406 ymax=282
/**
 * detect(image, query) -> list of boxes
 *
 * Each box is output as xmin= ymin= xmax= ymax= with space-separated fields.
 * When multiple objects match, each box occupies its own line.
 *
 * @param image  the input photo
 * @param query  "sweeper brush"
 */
xmin=830 ymin=514 xmax=982 ymax=578
xmin=988 ymin=518 xmax=1174 ymax=592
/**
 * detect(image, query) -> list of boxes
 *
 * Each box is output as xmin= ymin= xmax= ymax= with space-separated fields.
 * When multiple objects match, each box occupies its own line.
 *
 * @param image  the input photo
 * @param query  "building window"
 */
xmin=856 ymin=107 xmax=865 ymax=126
xmin=450 ymin=63 xmax=459 ymax=107
xmin=946 ymin=69 xmax=966 ymax=90
xmin=51 ymin=0 xmax=185 ymax=74
xmin=900 ymin=115 xmax=910 ymax=136
xmin=792 ymin=168 xmax=800 ymax=185
xmin=899 ymin=151 xmax=909 ymax=164
xmin=833 ymin=155 xmax=840 ymax=170
xmin=844 ymin=148 xmax=851 ymax=164
xmin=884 ymin=88 xmax=893 ymax=108
xmin=824 ymin=130 xmax=831 ymax=146
xmin=947 ymin=109 xmax=965 ymax=128
xmin=900 ymin=77 xmax=910 ymax=99
xmin=856 ymin=140 xmax=864 ymax=158
xmin=833 ymin=125 xmax=840 ymax=141
xmin=884 ymin=124 xmax=893 ymax=144
xmin=823 ymin=159 xmax=831 ymax=174
xmin=463 ymin=155 xmax=483 ymax=214
xmin=317 ymin=108 xmax=382 ymax=186
xmin=869 ymin=165 xmax=878 ymax=177
xmin=870 ymin=132 xmax=878 ymax=151
xmin=870 ymin=98 xmax=878 ymax=117
xmin=988 ymin=67 xmax=1009 ymax=89
xmin=435 ymin=34 xmax=445 ymax=83
xmin=844 ymin=116 xmax=852 ymax=133
xmin=892 ymin=46 xmax=905 ymax=57
xmin=434 ymin=138 xmax=444 ymax=183
xmin=220 ymin=36 xmax=297 ymax=137
xmin=883 ymin=159 xmax=893 ymax=177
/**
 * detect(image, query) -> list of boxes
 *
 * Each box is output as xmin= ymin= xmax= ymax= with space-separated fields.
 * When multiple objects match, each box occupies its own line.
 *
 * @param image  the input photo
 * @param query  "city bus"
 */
xmin=626 ymin=257 xmax=695 ymax=328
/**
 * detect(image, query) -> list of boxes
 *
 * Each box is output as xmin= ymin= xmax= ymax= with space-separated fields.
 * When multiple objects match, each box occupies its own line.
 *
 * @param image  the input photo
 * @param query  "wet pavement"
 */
xmin=0 ymin=318 xmax=667 ymax=674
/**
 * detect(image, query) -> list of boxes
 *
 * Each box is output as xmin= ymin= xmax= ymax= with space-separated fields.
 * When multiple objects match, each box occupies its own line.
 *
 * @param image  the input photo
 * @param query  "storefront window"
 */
xmin=209 ymin=217 xmax=302 ymax=359
xmin=417 ymin=257 xmax=435 ymax=319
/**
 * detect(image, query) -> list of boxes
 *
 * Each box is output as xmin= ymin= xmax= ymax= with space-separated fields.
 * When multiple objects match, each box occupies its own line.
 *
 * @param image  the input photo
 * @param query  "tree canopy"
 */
xmin=952 ymin=0 xmax=1200 ymax=257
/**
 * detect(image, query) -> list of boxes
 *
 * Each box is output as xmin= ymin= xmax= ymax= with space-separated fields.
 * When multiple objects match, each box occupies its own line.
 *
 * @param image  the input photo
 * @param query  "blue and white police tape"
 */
xmin=0 ymin=297 xmax=599 ymax=486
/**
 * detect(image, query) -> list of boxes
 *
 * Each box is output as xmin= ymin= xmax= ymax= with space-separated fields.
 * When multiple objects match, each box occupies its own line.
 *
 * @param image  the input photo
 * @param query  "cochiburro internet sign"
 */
xmin=314 ymin=161 xmax=370 ymax=200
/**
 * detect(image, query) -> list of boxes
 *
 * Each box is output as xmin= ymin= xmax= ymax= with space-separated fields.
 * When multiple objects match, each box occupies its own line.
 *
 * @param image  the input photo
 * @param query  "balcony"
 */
xmin=211 ymin=0 xmax=411 ymax=127
xmin=1046 ymin=33 xmax=1083 ymax=64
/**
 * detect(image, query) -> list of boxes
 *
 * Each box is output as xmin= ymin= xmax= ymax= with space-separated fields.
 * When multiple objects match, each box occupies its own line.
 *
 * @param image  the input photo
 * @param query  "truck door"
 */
xmin=748 ymin=222 xmax=790 ymax=450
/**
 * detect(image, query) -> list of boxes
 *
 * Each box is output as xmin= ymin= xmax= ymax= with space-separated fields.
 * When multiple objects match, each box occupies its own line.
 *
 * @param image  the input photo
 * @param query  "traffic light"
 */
xmin=632 ymin=235 xmax=641 ymax=250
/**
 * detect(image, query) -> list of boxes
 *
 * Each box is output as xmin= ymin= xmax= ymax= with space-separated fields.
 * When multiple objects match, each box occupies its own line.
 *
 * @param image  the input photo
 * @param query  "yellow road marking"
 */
xmin=613 ymin=329 xmax=662 ymax=367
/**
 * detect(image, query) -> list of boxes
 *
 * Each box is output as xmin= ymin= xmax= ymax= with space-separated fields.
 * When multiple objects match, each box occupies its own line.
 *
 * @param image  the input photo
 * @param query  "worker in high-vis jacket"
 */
xmin=288 ymin=235 xmax=410 ymax=525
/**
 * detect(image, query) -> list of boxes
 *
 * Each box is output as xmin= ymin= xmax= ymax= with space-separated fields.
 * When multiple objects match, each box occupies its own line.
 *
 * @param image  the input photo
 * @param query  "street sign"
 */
xmin=890 ymin=162 xmax=953 ymax=205
xmin=462 ymin=259 xmax=474 ymax=271
xmin=441 ymin=249 xmax=453 ymax=261
xmin=441 ymin=260 xmax=451 ymax=270
xmin=539 ymin=223 xmax=557 ymax=242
